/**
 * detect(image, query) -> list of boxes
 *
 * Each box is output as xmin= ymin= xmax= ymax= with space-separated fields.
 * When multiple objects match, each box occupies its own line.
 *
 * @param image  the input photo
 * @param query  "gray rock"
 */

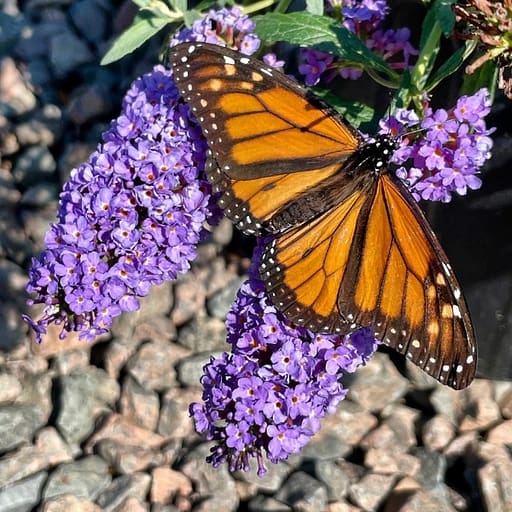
xmin=206 ymin=276 xmax=245 ymax=319
xmin=349 ymin=473 xmax=398 ymax=511
xmin=0 ymin=372 xmax=22 ymax=403
xmin=69 ymin=0 xmax=110 ymax=45
xmin=0 ymin=57 xmax=37 ymax=116
xmin=398 ymin=484 xmax=457 ymax=512
xmin=313 ymin=460 xmax=351 ymax=501
xmin=248 ymin=495 xmax=292 ymax=512
xmin=348 ymin=352 xmax=409 ymax=412
xmin=42 ymin=456 xmax=111 ymax=501
xmin=50 ymin=349 xmax=91 ymax=375
xmin=56 ymin=368 xmax=120 ymax=445
xmin=0 ymin=404 xmax=44 ymax=452
xmin=120 ymin=376 xmax=160 ymax=431
xmin=0 ymin=166 xmax=21 ymax=206
xmin=15 ymin=371 xmax=53 ymax=424
xmin=127 ymin=340 xmax=189 ymax=391
xmin=414 ymin=449 xmax=447 ymax=488
xmin=0 ymin=427 xmax=72 ymax=488
xmin=302 ymin=400 xmax=377 ymax=461
xmin=157 ymin=387 xmax=201 ymax=439
xmin=234 ymin=457 xmax=291 ymax=493
xmin=49 ymin=31 xmax=95 ymax=78
xmin=176 ymin=351 xmax=224 ymax=388
xmin=20 ymin=205 xmax=59 ymax=252
xmin=275 ymin=471 xmax=328 ymax=512
xmin=58 ymin=142 xmax=97 ymax=183
xmin=25 ymin=58 xmax=53 ymax=88
xmin=15 ymin=104 xmax=63 ymax=146
xmin=14 ymin=19 xmax=67 ymax=60
xmin=13 ymin=145 xmax=57 ymax=187
xmin=0 ymin=12 xmax=26 ymax=52
xmin=66 ymin=83 xmax=114 ymax=125
xmin=0 ymin=471 xmax=47 ymax=512
xmin=177 ymin=315 xmax=227 ymax=352
xmin=180 ymin=443 xmax=239 ymax=512
xmin=20 ymin=182 xmax=59 ymax=207
xmin=96 ymin=473 xmax=151 ymax=512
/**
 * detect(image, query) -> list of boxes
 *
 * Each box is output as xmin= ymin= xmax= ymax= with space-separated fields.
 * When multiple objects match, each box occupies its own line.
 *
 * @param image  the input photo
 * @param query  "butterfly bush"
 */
xmin=23 ymin=4 xmax=495 ymax=476
xmin=190 ymin=243 xmax=379 ymax=475
xmin=170 ymin=6 xmax=260 ymax=55
xmin=23 ymin=66 xmax=220 ymax=342
xmin=299 ymin=0 xmax=418 ymax=84
xmin=379 ymin=89 xmax=494 ymax=202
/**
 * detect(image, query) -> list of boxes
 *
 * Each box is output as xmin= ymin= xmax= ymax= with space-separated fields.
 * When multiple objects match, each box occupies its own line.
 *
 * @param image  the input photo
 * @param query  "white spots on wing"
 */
xmin=442 ymin=303 xmax=453 ymax=319
xmin=436 ymin=272 xmax=446 ymax=286
xmin=390 ymin=328 xmax=396 ymax=334
xmin=456 ymin=364 xmax=463 ymax=373
xmin=454 ymin=288 xmax=461 ymax=300
xmin=223 ymin=55 xmax=235 ymax=65
xmin=411 ymin=339 xmax=420 ymax=349
xmin=466 ymin=355 xmax=474 ymax=364
xmin=429 ymin=357 xmax=436 ymax=364
xmin=442 ymin=364 xmax=450 ymax=372
xmin=240 ymin=57 xmax=250 ymax=64
xmin=187 ymin=45 xmax=196 ymax=54
xmin=452 ymin=305 xmax=462 ymax=318
xmin=261 ymin=67 xmax=273 ymax=76
xmin=200 ymin=99 xmax=208 ymax=108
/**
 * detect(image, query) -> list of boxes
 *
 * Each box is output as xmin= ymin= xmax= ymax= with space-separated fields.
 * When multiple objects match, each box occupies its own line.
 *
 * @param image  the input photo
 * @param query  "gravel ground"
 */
xmin=1 ymin=1 xmax=512 ymax=511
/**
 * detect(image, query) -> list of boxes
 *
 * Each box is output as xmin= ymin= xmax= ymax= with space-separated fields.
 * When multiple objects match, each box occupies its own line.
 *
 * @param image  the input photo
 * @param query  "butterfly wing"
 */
xmin=170 ymin=43 xmax=361 ymax=235
xmin=263 ymin=174 xmax=476 ymax=389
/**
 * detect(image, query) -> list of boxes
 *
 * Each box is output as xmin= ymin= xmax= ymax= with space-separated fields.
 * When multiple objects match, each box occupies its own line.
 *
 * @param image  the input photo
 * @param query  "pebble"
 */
xmin=0 ymin=371 xmax=22 ymax=403
xmin=120 ymin=376 xmax=160 ymax=431
xmin=177 ymin=315 xmax=227 ymax=352
xmin=348 ymin=473 xmax=398 ymax=511
xmin=41 ymin=494 xmax=101 ymax=512
xmin=0 ymin=470 xmax=48 ymax=512
xmin=56 ymin=367 xmax=120 ymax=445
xmin=275 ymin=471 xmax=328 ymax=512
xmin=12 ymin=145 xmax=57 ymax=187
xmin=150 ymin=467 xmax=192 ymax=505
xmin=96 ymin=473 xmax=151 ymax=511
xmin=0 ymin=403 xmax=44 ymax=452
xmin=69 ymin=0 xmax=110 ymax=45
xmin=422 ymin=415 xmax=456 ymax=451
xmin=49 ymin=30 xmax=95 ymax=78
xmin=0 ymin=427 xmax=72 ymax=488
xmin=157 ymin=387 xmax=201 ymax=439
xmin=43 ymin=456 xmax=112 ymax=501
xmin=126 ymin=340 xmax=190 ymax=391
xmin=0 ymin=57 xmax=37 ymax=116
xmin=348 ymin=352 xmax=410 ymax=412
xmin=176 ymin=351 xmax=225 ymax=388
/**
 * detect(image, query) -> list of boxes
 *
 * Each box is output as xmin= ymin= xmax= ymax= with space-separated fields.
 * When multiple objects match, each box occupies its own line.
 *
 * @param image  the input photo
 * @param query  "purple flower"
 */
xmin=24 ymin=65 xmax=220 ymax=342
xmin=170 ymin=6 xmax=260 ymax=56
xmin=380 ymin=89 xmax=494 ymax=202
xmin=190 ymin=243 xmax=379 ymax=475
xmin=299 ymin=0 xmax=417 ymax=84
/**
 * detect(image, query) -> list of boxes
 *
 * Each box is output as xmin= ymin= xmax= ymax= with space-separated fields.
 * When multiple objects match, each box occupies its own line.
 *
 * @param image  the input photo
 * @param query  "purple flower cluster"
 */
xmin=170 ymin=6 xmax=260 ymax=55
xmin=380 ymin=88 xmax=494 ymax=202
xmin=24 ymin=66 xmax=219 ymax=342
xmin=190 ymin=244 xmax=379 ymax=475
xmin=299 ymin=0 xmax=417 ymax=84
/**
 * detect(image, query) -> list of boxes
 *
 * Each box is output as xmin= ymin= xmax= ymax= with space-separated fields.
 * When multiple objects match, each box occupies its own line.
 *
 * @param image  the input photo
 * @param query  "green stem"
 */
xmin=274 ymin=0 xmax=293 ymax=14
xmin=409 ymin=20 xmax=442 ymax=96
xmin=242 ymin=0 xmax=279 ymax=16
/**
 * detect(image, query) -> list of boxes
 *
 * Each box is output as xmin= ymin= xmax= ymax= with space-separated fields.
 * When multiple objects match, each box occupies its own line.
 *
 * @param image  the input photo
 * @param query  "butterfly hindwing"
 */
xmin=262 ymin=173 xmax=476 ymax=389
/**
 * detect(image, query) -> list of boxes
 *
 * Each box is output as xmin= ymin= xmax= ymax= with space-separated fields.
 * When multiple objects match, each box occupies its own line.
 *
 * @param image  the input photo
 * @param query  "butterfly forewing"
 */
xmin=171 ymin=42 xmax=477 ymax=389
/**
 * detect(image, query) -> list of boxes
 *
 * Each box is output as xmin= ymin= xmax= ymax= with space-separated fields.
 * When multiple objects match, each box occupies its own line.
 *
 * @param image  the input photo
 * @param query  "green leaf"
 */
xmin=434 ymin=0 xmax=456 ymax=35
xmin=101 ymin=12 xmax=172 ymax=65
xmin=170 ymin=0 xmax=187 ymax=13
xmin=460 ymin=60 xmax=498 ymax=100
xmin=312 ymin=87 xmax=375 ymax=128
xmin=425 ymin=39 xmax=477 ymax=91
xmin=306 ymin=0 xmax=323 ymax=15
xmin=253 ymin=12 xmax=395 ymax=79
xmin=183 ymin=8 xmax=202 ymax=27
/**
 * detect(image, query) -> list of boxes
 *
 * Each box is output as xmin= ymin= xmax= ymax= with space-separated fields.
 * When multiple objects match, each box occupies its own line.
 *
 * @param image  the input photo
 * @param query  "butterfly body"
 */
xmin=170 ymin=42 xmax=477 ymax=389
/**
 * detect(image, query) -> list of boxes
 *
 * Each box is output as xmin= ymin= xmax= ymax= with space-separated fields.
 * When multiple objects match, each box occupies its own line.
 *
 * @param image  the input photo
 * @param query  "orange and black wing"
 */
xmin=262 ymin=174 xmax=476 ymax=389
xmin=170 ymin=42 xmax=361 ymax=235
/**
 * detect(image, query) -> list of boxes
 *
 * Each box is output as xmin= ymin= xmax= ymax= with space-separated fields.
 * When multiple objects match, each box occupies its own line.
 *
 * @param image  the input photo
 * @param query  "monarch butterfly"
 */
xmin=170 ymin=42 xmax=477 ymax=389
